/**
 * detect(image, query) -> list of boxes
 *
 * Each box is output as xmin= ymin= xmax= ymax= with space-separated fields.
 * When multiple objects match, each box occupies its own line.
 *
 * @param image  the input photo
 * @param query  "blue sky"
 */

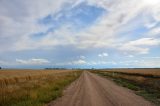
xmin=0 ymin=0 xmax=160 ymax=69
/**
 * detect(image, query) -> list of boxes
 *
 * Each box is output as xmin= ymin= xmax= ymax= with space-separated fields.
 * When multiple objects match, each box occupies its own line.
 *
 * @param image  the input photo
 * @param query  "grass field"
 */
xmin=92 ymin=68 xmax=160 ymax=105
xmin=0 ymin=69 xmax=82 ymax=106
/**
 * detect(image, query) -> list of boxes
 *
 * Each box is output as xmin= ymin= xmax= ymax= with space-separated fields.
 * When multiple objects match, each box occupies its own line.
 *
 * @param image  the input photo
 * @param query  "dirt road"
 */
xmin=48 ymin=71 xmax=153 ymax=106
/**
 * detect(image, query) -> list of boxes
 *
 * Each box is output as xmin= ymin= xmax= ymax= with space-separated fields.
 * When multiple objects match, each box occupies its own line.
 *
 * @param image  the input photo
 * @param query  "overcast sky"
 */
xmin=0 ymin=0 xmax=160 ymax=69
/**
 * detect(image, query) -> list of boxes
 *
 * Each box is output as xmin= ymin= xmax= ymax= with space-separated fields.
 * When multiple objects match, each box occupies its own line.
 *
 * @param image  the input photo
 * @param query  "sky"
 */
xmin=0 ymin=0 xmax=160 ymax=69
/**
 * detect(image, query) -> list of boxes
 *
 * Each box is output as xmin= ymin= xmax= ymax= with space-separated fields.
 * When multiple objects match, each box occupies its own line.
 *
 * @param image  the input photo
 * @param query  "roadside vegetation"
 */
xmin=92 ymin=69 xmax=160 ymax=105
xmin=0 ymin=69 xmax=82 ymax=106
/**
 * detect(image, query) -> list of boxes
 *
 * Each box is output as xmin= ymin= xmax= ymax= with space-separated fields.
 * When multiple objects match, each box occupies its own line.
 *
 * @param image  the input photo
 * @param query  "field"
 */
xmin=92 ymin=68 xmax=160 ymax=105
xmin=1 ymin=69 xmax=159 ymax=106
xmin=102 ymin=68 xmax=160 ymax=77
xmin=0 ymin=69 xmax=82 ymax=106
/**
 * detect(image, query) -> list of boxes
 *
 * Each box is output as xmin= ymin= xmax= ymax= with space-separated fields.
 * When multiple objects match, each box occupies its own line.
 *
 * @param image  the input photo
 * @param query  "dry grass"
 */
xmin=0 ymin=69 xmax=82 ymax=106
xmin=0 ymin=69 xmax=73 ymax=86
xmin=102 ymin=68 xmax=160 ymax=77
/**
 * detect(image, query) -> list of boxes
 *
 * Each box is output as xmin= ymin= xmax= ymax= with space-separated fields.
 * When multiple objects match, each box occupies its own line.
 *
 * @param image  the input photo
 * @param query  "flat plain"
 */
xmin=1 ymin=69 xmax=159 ymax=106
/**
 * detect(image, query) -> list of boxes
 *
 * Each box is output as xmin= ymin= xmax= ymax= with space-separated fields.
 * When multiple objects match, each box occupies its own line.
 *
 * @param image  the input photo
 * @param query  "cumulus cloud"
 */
xmin=16 ymin=58 xmax=50 ymax=65
xmin=98 ymin=53 xmax=108 ymax=57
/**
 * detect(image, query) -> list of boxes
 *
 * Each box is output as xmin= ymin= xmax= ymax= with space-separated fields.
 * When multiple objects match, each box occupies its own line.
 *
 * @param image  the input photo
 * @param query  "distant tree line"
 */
xmin=45 ymin=68 xmax=66 ymax=70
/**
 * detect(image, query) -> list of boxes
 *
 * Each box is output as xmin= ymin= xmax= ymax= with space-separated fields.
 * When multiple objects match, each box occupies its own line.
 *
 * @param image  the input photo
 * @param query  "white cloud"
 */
xmin=54 ymin=59 xmax=87 ymax=66
xmin=0 ymin=0 xmax=74 ymax=52
xmin=0 ymin=0 xmax=160 ymax=68
xmin=0 ymin=0 xmax=160 ymax=53
xmin=140 ymin=60 xmax=160 ymax=67
xmin=121 ymin=59 xmax=160 ymax=68
xmin=16 ymin=58 xmax=50 ymax=65
xmin=98 ymin=52 xmax=108 ymax=57
xmin=142 ymin=56 xmax=160 ymax=59
xmin=119 ymin=38 xmax=160 ymax=54
xmin=130 ymin=38 xmax=159 ymax=46
xmin=98 ymin=61 xmax=117 ymax=65
xmin=126 ymin=55 xmax=134 ymax=58
xmin=54 ymin=59 xmax=117 ymax=66
xmin=148 ymin=27 xmax=160 ymax=36
xmin=72 ymin=59 xmax=87 ymax=65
